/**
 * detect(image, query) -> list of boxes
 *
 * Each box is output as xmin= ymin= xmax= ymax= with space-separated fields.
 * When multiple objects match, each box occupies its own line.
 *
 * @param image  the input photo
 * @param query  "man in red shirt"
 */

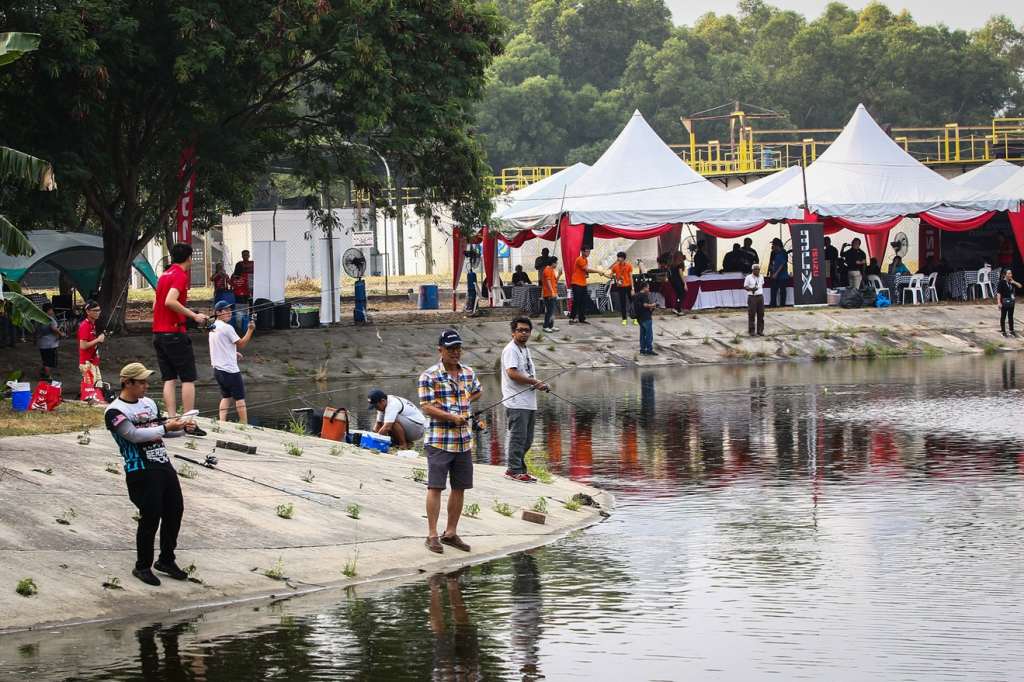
xmin=232 ymin=250 xmax=254 ymax=306
xmin=77 ymin=299 xmax=106 ymax=388
xmin=153 ymin=243 xmax=208 ymax=429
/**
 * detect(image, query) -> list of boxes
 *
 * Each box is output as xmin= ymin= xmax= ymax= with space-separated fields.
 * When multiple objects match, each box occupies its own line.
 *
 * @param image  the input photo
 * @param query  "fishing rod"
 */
xmin=101 ymin=274 xmax=135 ymax=336
xmin=472 ymin=365 xmax=576 ymax=416
xmin=546 ymin=388 xmax=587 ymax=411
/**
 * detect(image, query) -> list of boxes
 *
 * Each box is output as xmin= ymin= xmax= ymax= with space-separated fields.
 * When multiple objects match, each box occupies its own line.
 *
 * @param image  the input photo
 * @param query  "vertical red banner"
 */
xmin=175 ymin=146 xmax=197 ymax=244
xmin=919 ymin=224 xmax=941 ymax=267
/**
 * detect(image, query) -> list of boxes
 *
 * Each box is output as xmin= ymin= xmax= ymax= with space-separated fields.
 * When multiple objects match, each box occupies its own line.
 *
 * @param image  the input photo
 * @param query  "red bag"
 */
xmin=79 ymin=380 xmax=106 ymax=404
xmin=30 ymin=381 xmax=63 ymax=412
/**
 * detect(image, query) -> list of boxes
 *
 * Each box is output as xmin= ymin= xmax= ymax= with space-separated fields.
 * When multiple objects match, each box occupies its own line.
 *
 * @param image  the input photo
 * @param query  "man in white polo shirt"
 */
xmin=368 ymin=388 xmax=427 ymax=448
xmin=744 ymin=263 xmax=766 ymax=337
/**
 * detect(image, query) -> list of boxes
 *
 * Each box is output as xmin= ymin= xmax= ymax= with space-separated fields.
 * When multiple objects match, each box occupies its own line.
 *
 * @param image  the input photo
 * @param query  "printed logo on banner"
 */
xmin=351 ymin=231 xmax=374 ymax=248
xmin=175 ymin=146 xmax=197 ymax=245
xmin=788 ymin=222 xmax=827 ymax=306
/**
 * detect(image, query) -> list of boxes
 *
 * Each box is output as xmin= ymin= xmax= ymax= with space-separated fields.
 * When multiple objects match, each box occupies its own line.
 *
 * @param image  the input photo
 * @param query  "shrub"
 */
xmin=346 ymin=503 xmax=361 ymax=519
xmin=276 ymin=503 xmax=294 ymax=519
xmin=16 ymin=578 xmax=37 ymax=597
xmin=493 ymin=501 xmax=514 ymax=517
xmin=463 ymin=502 xmax=481 ymax=518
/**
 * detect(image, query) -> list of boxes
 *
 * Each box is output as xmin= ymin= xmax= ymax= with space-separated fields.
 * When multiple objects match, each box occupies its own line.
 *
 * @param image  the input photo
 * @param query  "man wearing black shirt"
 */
xmin=740 ymin=238 xmax=759 ymax=274
xmin=824 ymin=237 xmax=839 ymax=284
xmin=843 ymin=238 xmax=867 ymax=290
xmin=511 ymin=265 xmax=531 ymax=286
xmin=692 ymin=241 xmax=710 ymax=274
xmin=722 ymin=244 xmax=746 ymax=272
xmin=997 ymin=268 xmax=1022 ymax=337
xmin=534 ymin=248 xmax=551 ymax=280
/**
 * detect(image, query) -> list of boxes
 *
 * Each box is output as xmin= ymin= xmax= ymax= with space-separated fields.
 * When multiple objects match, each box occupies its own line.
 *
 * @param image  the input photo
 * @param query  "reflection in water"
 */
xmin=5 ymin=356 xmax=1024 ymax=681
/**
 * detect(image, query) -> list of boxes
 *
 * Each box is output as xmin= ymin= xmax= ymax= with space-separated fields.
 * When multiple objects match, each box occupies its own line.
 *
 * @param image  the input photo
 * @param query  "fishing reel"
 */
xmin=471 ymin=414 xmax=488 ymax=433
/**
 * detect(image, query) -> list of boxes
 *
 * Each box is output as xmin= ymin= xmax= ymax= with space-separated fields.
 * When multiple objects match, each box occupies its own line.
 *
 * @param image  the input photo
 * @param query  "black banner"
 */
xmin=789 ymin=222 xmax=827 ymax=306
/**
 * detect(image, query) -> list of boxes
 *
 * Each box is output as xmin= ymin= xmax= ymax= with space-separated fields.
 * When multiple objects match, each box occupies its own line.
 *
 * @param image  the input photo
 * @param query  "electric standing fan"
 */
xmin=343 ymin=248 xmax=368 ymax=324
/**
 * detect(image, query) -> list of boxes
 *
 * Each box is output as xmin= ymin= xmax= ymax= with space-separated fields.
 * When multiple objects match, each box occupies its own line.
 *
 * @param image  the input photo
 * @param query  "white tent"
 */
xmin=500 ymin=110 xmax=801 ymax=230
xmin=751 ymin=104 xmax=1017 ymax=221
xmin=951 ymin=159 xmax=1023 ymax=191
xmin=492 ymin=163 xmax=590 ymax=222
xmin=990 ymin=165 xmax=1024 ymax=199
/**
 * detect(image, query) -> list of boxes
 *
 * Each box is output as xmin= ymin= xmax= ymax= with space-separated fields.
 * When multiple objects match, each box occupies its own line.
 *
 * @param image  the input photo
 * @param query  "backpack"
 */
xmin=839 ymin=287 xmax=863 ymax=309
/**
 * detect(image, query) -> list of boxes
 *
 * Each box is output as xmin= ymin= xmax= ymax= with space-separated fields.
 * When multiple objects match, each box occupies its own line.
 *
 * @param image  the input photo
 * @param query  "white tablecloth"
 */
xmin=687 ymin=273 xmax=794 ymax=310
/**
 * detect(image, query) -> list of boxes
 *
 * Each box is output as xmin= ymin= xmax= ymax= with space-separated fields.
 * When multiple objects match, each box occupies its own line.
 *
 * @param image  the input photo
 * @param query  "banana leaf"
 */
xmin=0 ymin=32 xmax=41 ymax=67
xmin=0 ymin=147 xmax=56 ymax=190
xmin=0 ymin=214 xmax=34 ymax=257
xmin=0 ymin=289 xmax=50 ymax=330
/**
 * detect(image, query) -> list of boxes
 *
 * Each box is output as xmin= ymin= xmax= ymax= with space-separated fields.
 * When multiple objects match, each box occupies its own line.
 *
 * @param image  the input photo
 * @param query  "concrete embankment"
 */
xmin=0 ymin=422 xmax=609 ymax=632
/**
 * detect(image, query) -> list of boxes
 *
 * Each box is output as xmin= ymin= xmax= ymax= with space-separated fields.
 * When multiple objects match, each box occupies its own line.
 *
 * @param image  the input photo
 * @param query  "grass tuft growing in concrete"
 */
xmin=178 ymin=464 xmax=199 ymax=480
xmin=463 ymin=502 xmax=481 ymax=518
xmin=493 ymin=501 xmax=514 ymax=517
xmin=525 ymin=452 xmax=554 ymax=484
xmin=275 ymin=503 xmax=295 ymax=519
xmin=16 ymin=578 xmax=38 ymax=597
xmin=346 ymin=503 xmax=361 ymax=519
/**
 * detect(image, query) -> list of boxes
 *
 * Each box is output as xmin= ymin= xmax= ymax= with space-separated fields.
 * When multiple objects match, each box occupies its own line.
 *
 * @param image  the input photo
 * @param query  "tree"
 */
xmin=0 ymin=1 xmax=503 ymax=326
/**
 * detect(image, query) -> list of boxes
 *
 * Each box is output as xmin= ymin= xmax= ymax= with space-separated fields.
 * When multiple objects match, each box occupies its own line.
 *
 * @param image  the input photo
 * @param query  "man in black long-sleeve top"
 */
xmin=105 ymin=362 xmax=190 ymax=586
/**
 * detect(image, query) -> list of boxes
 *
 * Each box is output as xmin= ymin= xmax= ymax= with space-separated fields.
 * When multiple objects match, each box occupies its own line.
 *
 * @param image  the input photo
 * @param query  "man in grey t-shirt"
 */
xmin=36 ymin=302 xmax=63 ymax=380
xmin=500 ymin=316 xmax=549 ymax=482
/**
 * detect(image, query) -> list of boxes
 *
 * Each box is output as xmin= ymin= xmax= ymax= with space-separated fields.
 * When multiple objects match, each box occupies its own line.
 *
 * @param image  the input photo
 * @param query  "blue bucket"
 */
xmin=8 ymin=382 xmax=31 ymax=412
xmin=418 ymin=284 xmax=439 ymax=310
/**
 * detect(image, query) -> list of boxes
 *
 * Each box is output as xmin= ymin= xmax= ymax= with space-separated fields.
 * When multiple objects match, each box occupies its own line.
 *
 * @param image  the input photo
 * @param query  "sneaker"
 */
xmin=621 ymin=319 xmax=628 ymax=326
xmin=1002 ymin=331 xmax=1009 ymax=337
xmin=550 ymin=326 xmax=560 ymax=332
xmin=543 ymin=327 xmax=555 ymax=333
xmin=648 ymin=351 xmax=659 ymax=356
xmin=153 ymin=559 xmax=189 ymax=581
xmin=440 ymin=534 xmax=471 ymax=552
xmin=132 ymin=568 xmax=161 ymax=586
xmin=632 ymin=319 xmax=638 ymax=326
xmin=506 ymin=472 xmax=536 ymax=483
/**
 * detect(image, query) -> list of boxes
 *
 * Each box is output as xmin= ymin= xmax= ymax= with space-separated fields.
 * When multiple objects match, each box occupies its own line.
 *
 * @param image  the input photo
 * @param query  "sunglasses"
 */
xmin=514 ymin=327 xmax=532 ymax=333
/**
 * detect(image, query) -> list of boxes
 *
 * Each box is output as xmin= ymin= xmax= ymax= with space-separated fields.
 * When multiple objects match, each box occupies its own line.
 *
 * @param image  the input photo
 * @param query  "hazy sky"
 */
xmin=666 ymin=0 xmax=1023 ymax=30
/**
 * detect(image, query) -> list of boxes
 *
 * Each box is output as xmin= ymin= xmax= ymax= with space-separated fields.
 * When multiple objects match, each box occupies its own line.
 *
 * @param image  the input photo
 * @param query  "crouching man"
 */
xmin=104 ymin=362 xmax=191 ymax=586
xmin=368 ymin=388 xmax=427 ymax=448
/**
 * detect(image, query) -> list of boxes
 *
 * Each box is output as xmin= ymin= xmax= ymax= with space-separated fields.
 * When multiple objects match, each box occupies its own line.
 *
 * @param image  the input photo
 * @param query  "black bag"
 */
xmin=839 ymin=287 xmax=863 ymax=309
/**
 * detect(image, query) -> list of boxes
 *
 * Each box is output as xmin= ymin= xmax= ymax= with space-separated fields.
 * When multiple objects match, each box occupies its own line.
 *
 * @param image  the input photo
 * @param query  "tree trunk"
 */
xmin=97 ymin=228 xmax=142 ymax=334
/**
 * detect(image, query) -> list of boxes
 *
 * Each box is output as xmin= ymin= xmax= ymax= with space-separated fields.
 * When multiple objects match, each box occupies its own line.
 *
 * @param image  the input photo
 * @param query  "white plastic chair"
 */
xmin=924 ymin=272 xmax=939 ymax=302
xmin=969 ymin=267 xmax=994 ymax=299
xmin=902 ymin=274 xmax=925 ymax=304
xmin=867 ymin=275 xmax=891 ymax=301
xmin=490 ymin=283 xmax=508 ymax=307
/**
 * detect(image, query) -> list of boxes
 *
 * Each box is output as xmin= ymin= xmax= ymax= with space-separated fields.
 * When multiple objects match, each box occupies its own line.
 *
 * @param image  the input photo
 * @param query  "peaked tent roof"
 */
xmin=0 ymin=230 xmax=158 ymax=295
xmin=492 ymin=163 xmax=590 ymax=223
xmin=990 ymin=165 xmax=1024 ymax=201
xmin=752 ymin=104 xmax=1017 ymax=220
xmin=500 ymin=110 xmax=801 ymax=230
xmin=951 ymin=159 xmax=1022 ymax=190
xmin=726 ymin=166 xmax=802 ymax=199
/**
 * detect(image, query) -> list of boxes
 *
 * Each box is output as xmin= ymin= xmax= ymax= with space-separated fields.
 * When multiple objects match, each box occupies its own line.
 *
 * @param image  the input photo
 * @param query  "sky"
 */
xmin=666 ymin=0 xmax=1023 ymax=30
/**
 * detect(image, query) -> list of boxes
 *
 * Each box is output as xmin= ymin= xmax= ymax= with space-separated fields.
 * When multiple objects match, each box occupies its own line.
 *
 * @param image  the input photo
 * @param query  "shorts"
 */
xmin=39 ymin=348 xmax=58 ymax=369
xmin=425 ymin=445 xmax=473 ymax=490
xmin=153 ymin=333 xmax=198 ymax=383
xmin=79 ymin=361 xmax=102 ymax=386
xmin=214 ymin=369 xmax=246 ymax=400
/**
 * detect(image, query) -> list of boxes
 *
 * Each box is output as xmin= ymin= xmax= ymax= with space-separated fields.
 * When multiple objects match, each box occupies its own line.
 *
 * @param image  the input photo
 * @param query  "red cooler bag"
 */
xmin=30 ymin=381 xmax=63 ymax=411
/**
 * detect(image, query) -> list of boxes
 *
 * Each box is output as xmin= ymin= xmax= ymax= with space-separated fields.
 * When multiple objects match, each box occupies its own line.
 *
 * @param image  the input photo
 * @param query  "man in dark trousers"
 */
xmin=745 ymin=263 xmax=765 ymax=336
xmin=635 ymin=280 xmax=657 ymax=355
xmin=105 ymin=362 xmax=191 ymax=586
xmin=534 ymin=247 xmax=551 ymax=281
xmin=843 ymin=238 xmax=867 ymax=291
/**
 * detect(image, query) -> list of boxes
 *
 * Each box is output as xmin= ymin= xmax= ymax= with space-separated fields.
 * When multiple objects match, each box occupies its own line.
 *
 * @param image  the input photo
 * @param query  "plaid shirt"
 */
xmin=417 ymin=361 xmax=482 ymax=453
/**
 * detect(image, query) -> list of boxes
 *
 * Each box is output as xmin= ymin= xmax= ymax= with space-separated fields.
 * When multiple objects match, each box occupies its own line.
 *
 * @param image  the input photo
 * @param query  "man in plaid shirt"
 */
xmin=418 ymin=329 xmax=482 ymax=554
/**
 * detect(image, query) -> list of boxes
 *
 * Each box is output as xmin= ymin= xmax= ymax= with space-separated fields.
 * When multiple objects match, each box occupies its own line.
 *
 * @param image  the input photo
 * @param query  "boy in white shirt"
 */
xmin=368 ymin=389 xmax=428 ymax=448
xmin=744 ymin=263 xmax=766 ymax=336
xmin=209 ymin=301 xmax=255 ymax=423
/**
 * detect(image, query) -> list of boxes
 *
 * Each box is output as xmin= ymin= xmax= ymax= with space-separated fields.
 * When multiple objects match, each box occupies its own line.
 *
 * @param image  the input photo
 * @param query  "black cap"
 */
xmin=214 ymin=300 xmax=233 ymax=312
xmin=438 ymin=328 xmax=462 ymax=348
xmin=367 ymin=389 xmax=387 ymax=406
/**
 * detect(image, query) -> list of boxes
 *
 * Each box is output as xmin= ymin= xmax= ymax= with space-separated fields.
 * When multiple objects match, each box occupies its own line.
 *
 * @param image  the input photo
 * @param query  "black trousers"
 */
xmin=1001 ymin=302 xmax=1015 ymax=332
xmin=543 ymin=297 xmax=557 ymax=329
xmin=570 ymin=285 xmax=590 ymax=322
xmin=614 ymin=286 xmax=632 ymax=319
xmin=126 ymin=468 xmax=184 ymax=571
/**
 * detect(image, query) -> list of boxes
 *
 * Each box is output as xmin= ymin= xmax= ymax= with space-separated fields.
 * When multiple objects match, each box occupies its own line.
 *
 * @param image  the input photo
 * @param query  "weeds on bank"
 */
xmin=411 ymin=467 xmax=427 ymax=483
xmin=463 ymin=502 xmax=481 ymax=518
xmin=564 ymin=499 xmax=582 ymax=512
xmin=104 ymin=462 xmax=121 ymax=475
xmin=300 ymin=469 xmax=316 ymax=484
xmin=493 ymin=501 xmax=514 ymax=517
xmin=286 ymin=415 xmax=306 ymax=435
xmin=285 ymin=362 xmax=300 ymax=377
xmin=983 ymin=341 xmax=1000 ymax=355
xmin=286 ymin=443 xmax=304 ymax=457
xmin=15 ymin=578 xmax=38 ymax=597
xmin=102 ymin=576 xmax=124 ymax=591
xmin=702 ymin=336 xmax=711 ymax=345
xmin=346 ymin=503 xmax=361 ymax=519
xmin=184 ymin=438 xmax=198 ymax=450
xmin=264 ymin=557 xmax=286 ymax=580
xmin=813 ymin=347 xmax=830 ymax=362
xmin=525 ymin=451 xmax=554 ymax=484
xmin=55 ymin=508 xmax=77 ymax=525
xmin=327 ymin=445 xmax=343 ymax=457
xmin=275 ymin=503 xmax=295 ymax=519
xmin=313 ymin=360 xmax=329 ymax=382
xmin=342 ymin=552 xmax=359 ymax=578
xmin=531 ymin=497 xmax=548 ymax=514
xmin=178 ymin=464 xmax=199 ymax=480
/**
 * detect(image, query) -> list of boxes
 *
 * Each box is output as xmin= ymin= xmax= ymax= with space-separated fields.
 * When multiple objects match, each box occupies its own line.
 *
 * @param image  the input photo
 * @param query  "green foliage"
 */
xmin=564 ymin=499 xmax=581 ymax=511
xmin=328 ymin=445 xmax=343 ymax=457
xmin=286 ymin=415 xmax=306 ymax=435
xmin=178 ymin=463 xmax=198 ymax=479
xmin=275 ymin=503 xmax=294 ymax=520
xmin=493 ymin=500 xmax=514 ymax=516
xmin=463 ymin=502 xmax=481 ymax=518
xmin=412 ymin=468 xmax=427 ymax=484
xmin=286 ymin=443 xmax=304 ymax=457
xmin=346 ymin=503 xmax=361 ymax=520
xmin=983 ymin=341 xmax=1000 ymax=355
xmin=300 ymin=469 xmax=316 ymax=484
xmin=342 ymin=553 xmax=359 ymax=578
xmin=15 ymin=577 xmax=37 ymax=597
xmin=264 ymin=557 xmax=286 ymax=581
xmin=525 ymin=451 xmax=554 ymax=483
xmin=531 ymin=497 xmax=548 ymax=514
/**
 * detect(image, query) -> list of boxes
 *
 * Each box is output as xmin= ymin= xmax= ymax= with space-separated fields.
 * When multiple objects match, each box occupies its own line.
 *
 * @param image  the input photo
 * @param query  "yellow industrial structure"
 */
xmin=488 ymin=109 xmax=1024 ymax=194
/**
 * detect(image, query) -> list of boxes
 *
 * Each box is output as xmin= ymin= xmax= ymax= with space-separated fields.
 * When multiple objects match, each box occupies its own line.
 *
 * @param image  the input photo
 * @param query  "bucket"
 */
xmin=7 ymin=381 xmax=31 ymax=412
xmin=418 ymin=284 xmax=439 ymax=310
xmin=274 ymin=302 xmax=292 ymax=330
xmin=253 ymin=298 xmax=274 ymax=331
xmin=293 ymin=306 xmax=320 ymax=328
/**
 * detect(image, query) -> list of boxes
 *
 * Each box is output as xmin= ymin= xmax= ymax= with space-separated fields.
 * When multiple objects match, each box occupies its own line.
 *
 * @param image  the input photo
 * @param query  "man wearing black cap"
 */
xmin=209 ymin=300 xmax=255 ymax=423
xmin=368 ymin=389 xmax=427 ymax=448
xmin=417 ymin=329 xmax=482 ymax=554
xmin=105 ymin=362 xmax=191 ymax=586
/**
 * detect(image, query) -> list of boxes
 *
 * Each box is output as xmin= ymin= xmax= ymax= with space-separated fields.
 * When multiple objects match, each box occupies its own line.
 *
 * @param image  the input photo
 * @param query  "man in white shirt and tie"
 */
xmin=744 ymin=263 xmax=765 ymax=336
